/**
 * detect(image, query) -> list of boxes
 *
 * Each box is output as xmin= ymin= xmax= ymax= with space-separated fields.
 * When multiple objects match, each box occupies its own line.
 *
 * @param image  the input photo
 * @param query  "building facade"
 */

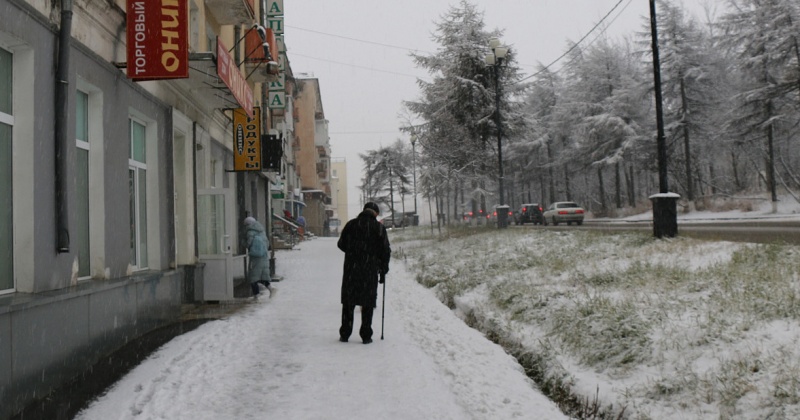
xmin=293 ymin=77 xmax=332 ymax=236
xmin=0 ymin=0 xmax=295 ymax=416
xmin=331 ymin=157 xmax=349 ymax=225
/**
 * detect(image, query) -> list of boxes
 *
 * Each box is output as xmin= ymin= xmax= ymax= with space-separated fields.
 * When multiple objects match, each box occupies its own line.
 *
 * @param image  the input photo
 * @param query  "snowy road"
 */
xmin=75 ymin=238 xmax=565 ymax=420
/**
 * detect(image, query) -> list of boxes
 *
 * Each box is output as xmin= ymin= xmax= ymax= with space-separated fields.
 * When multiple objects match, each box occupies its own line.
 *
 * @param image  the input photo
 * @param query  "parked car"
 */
xmin=379 ymin=215 xmax=404 ymax=228
xmin=462 ymin=209 xmax=489 ymax=224
xmin=516 ymin=203 xmax=544 ymax=225
xmin=543 ymin=201 xmax=585 ymax=226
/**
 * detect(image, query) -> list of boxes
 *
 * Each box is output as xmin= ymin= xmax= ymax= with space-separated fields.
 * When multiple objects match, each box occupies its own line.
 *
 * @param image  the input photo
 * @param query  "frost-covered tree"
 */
xmin=652 ymin=0 xmax=719 ymax=201
xmin=405 ymin=0 xmax=527 ymax=219
xmin=718 ymin=0 xmax=800 ymax=206
xmin=548 ymin=39 xmax=649 ymax=212
xmin=358 ymin=142 xmax=412 ymax=217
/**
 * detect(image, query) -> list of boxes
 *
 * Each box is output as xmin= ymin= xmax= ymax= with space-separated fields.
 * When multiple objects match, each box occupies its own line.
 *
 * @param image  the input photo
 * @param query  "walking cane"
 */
xmin=380 ymin=272 xmax=386 ymax=340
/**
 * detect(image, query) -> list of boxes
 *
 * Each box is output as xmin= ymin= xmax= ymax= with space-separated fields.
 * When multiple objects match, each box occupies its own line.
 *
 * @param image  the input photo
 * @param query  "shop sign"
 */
xmin=232 ymin=107 xmax=261 ymax=171
xmin=267 ymin=0 xmax=283 ymax=16
xmin=126 ymin=0 xmax=189 ymax=81
xmin=268 ymin=91 xmax=286 ymax=109
xmin=268 ymin=17 xmax=284 ymax=35
xmin=276 ymin=35 xmax=285 ymax=53
xmin=269 ymin=73 xmax=285 ymax=92
xmin=216 ymin=37 xmax=254 ymax=117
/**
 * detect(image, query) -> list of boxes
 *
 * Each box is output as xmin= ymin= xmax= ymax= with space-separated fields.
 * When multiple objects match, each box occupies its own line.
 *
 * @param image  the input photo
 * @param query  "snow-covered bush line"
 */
xmin=392 ymin=227 xmax=800 ymax=419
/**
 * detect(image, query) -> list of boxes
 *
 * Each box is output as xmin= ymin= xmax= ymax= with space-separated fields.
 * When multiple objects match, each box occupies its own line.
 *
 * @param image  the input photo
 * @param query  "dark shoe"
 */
xmin=339 ymin=337 xmax=348 ymax=343
xmin=363 ymin=338 xmax=373 ymax=344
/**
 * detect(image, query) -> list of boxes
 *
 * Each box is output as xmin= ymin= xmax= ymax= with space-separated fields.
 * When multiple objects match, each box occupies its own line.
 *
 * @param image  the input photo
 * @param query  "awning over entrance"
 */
xmin=272 ymin=212 xmax=299 ymax=229
xmin=285 ymin=199 xmax=306 ymax=208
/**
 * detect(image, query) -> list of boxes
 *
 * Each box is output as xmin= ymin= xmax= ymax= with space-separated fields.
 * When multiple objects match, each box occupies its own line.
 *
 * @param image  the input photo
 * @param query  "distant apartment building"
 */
xmin=331 ymin=157 xmax=349 ymax=226
xmin=293 ymin=77 xmax=332 ymax=236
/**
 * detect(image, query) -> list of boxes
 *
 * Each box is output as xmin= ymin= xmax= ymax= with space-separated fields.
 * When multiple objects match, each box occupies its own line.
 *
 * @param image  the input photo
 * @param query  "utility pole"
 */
xmin=649 ymin=0 xmax=679 ymax=238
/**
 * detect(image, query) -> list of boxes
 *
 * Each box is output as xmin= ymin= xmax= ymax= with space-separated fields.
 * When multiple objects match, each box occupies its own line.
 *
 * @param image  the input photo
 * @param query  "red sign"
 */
xmin=245 ymin=27 xmax=278 ymax=63
xmin=126 ymin=0 xmax=189 ymax=81
xmin=216 ymin=37 xmax=254 ymax=117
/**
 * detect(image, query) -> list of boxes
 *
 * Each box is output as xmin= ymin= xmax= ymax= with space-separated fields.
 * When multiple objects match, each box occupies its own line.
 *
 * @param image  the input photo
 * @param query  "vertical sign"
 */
xmin=268 ymin=91 xmax=286 ymax=109
xmin=266 ymin=0 xmax=285 ymax=110
xmin=267 ymin=17 xmax=284 ymax=35
xmin=267 ymin=0 xmax=284 ymax=16
xmin=216 ymin=37 xmax=254 ymax=117
xmin=233 ymin=107 xmax=262 ymax=171
xmin=126 ymin=0 xmax=189 ymax=81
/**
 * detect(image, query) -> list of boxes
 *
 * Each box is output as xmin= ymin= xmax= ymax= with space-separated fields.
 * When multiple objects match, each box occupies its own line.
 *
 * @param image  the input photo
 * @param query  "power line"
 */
xmin=287 ymin=25 xmax=434 ymax=54
xmin=288 ymin=24 xmax=544 ymax=70
xmin=517 ymin=0 xmax=628 ymax=83
xmin=330 ymin=130 xmax=401 ymax=135
xmin=290 ymin=52 xmax=425 ymax=79
xmin=288 ymin=1 xmax=631 ymax=84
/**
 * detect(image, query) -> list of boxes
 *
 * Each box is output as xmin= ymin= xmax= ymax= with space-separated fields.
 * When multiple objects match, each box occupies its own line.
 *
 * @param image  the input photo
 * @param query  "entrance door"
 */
xmin=197 ymin=188 xmax=241 ymax=301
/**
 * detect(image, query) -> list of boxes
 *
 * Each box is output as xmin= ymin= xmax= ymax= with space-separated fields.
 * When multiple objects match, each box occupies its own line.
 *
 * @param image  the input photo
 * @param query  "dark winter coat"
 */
xmin=337 ymin=209 xmax=391 ymax=307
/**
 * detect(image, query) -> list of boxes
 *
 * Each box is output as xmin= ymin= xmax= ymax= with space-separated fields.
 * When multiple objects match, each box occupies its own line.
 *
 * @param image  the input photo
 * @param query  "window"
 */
xmin=189 ymin=2 xmax=199 ymax=52
xmin=129 ymin=118 xmax=148 ymax=269
xmin=206 ymin=23 xmax=216 ymax=53
xmin=0 ymin=46 xmax=13 ymax=292
xmin=75 ymin=90 xmax=90 ymax=278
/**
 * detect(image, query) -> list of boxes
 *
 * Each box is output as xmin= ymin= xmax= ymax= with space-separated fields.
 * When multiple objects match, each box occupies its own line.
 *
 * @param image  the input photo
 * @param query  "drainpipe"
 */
xmin=192 ymin=122 xmax=199 ymax=258
xmin=55 ymin=0 xmax=73 ymax=253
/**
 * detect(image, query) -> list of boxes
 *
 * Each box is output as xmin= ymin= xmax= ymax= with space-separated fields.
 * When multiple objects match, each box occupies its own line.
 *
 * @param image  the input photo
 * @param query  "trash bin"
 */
xmin=496 ymin=205 xmax=510 ymax=229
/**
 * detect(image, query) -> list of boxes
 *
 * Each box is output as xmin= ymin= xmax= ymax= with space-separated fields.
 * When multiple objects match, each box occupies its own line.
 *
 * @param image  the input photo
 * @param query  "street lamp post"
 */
xmin=485 ymin=38 xmax=509 ymax=228
xmin=383 ymin=152 xmax=396 ymax=228
xmin=410 ymin=135 xmax=418 ymax=225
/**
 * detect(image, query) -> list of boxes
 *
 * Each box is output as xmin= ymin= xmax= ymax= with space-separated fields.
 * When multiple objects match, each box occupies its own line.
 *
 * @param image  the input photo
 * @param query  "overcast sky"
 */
xmin=283 ymin=0 xmax=715 ymax=220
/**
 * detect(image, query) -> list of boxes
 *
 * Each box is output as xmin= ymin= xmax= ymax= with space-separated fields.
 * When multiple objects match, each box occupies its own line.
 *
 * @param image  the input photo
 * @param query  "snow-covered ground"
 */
xmin=74 ymin=238 xmax=567 ymax=420
xmin=75 ymin=194 xmax=800 ymax=420
xmin=391 ymin=195 xmax=800 ymax=419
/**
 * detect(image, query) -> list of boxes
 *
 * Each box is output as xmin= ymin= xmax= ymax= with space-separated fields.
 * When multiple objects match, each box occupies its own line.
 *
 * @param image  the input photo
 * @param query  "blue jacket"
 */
xmin=246 ymin=220 xmax=269 ymax=258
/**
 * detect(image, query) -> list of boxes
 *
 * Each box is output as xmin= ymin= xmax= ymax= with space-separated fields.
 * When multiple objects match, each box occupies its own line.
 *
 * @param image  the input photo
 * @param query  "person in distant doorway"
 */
xmin=244 ymin=217 xmax=274 ymax=299
xmin=337 ymin=202 xmax=391 ymax=344
xmin=296 ymin=214 xmax=306 ymax=241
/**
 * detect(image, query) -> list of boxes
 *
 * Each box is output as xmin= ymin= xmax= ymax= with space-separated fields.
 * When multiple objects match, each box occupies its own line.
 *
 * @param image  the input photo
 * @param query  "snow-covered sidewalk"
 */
xmin=75 ymin=238 xmax=565 ymax=420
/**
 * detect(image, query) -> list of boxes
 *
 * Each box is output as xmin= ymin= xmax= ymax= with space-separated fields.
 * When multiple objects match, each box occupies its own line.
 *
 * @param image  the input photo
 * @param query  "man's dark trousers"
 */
xmin=340 ymin=304 xmax=374 ymax=342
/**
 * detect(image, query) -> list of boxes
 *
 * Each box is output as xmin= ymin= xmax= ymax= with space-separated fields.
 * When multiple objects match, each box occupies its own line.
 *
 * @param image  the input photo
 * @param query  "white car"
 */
xmin=543 ymin=202 xmax=585 ymax=226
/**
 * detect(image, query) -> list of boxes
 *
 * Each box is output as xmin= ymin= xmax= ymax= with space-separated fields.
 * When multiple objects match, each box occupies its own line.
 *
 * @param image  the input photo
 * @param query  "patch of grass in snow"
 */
xmin=771 ymin=347 xmax=800 ymax=405
xmin=706 ymin=245 xmax=800 ymax=322
xmin=402 ymin=226 xmax=800 ymax=418
xmin=550 ymin=294 xmax=652 ymax=369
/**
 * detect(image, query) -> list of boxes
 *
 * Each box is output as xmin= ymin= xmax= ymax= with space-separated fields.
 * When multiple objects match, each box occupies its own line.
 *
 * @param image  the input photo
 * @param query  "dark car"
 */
xmin=516 ymin=203 xmax=544 ymax=225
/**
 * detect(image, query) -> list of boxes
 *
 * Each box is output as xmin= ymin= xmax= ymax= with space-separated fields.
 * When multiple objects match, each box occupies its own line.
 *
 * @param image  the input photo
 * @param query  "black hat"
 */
xmin=364 ymin=202 xmax=380 ymax=214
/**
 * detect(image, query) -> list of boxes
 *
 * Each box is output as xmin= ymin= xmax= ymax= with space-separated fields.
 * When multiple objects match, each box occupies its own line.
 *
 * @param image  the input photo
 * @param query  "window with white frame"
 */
xmin=129 ymin=118 xmax=148 ymax=269
xmin=0 ymin=46 xmax=13 ymax=292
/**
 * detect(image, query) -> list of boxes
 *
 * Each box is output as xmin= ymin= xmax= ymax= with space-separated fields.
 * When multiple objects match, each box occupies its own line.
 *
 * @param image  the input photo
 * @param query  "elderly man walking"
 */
xmin=336 ymin=202 xmax=391 ymax=344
